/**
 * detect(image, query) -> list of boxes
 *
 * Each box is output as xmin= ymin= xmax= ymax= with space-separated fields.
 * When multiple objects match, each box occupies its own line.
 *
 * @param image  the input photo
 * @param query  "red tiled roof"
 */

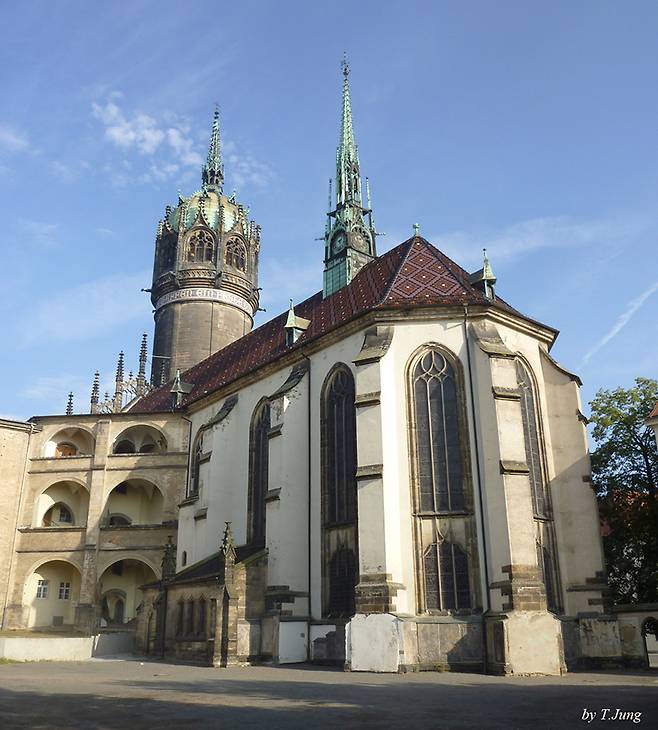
xmin=133 ymin=236 xmax=524 ymax=413
xmin=650 ymin=401 xmax=658 ymax=419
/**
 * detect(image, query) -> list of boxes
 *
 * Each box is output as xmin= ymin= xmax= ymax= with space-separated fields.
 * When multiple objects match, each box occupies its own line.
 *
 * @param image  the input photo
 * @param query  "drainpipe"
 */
xmin=300 ymin=350 xmax=312 ymax=661
xmin=463 ymin=306 xmax=491 ymax=672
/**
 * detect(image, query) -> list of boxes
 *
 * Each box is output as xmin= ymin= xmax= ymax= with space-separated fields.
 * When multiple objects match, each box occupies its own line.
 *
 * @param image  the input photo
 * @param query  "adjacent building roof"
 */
xmin=649 ymin=401 xmax=658 ymax=420
xmin=132 ymin=235 xmax=548 ymax=414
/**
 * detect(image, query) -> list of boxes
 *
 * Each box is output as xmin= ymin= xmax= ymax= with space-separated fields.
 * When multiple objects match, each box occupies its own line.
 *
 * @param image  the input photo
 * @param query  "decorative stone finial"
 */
xmin=221 ymin=521 xmax=236 ymax=556
xmin=161 ymin=535 xmax=176 ymax=582
xmin=66 ymin=392 xmax=74 ymax=416
xmin=90 ymin=371 xmax=100 ymax=413
xmin=413 ymin=223 xmax=420 ymax=236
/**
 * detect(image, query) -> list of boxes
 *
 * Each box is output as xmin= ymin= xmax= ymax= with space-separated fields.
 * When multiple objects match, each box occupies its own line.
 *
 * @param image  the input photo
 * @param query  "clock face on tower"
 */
xmin=331 ymin=230 xmax=347 ymax=255
xmin=352 ymin=228 xmax=370 ymax=253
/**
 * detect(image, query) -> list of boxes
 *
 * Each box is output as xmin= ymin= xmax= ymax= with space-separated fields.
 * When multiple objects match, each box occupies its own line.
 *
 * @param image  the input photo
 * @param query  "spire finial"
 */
xmin=90 ymin=371 xmax=100 ymax=413
xmin=202 ymin=106 xmax=224 ymax=190
xmin=137 ymin=333 xmax=148 ymax=394
xmin=413 ymin=223 xmax=420 ymax=236
xmin=341 ymin=51 xmax=350 ymax=78
xmin=115 ymin=351 xmax=124 ymax=382
xmin=66 ymin=392 xmax=74 ymax=416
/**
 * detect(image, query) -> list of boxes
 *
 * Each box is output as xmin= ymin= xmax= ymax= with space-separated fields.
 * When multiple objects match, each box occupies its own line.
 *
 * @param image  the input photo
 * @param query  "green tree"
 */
xmin=590 ymin=377 xmax=658 ymax=604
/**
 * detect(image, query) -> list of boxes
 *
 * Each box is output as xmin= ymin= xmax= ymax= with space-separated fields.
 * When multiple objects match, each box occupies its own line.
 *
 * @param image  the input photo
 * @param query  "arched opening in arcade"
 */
xmin=98 ymin=559 xmax=157 ymax=626
xmin=102 ymin=479 xmax=164 ymax=526
xmin=112 ymin=425 xmax=167 ymax=455
xmin=43 ymin=427 xmax=95 ymax=458
xmin=23 ymin=560 xmax=81 ymax=629
xmin=35 ymin=481 xmax=89 ymax=528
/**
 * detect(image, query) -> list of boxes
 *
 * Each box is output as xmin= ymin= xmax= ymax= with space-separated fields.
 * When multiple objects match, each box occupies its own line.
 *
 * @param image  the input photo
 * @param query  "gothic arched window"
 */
xmin=321 ymin=365 xmax=358 ymax=618
xmin=423 ymin=541 xmax=471 ymax=611
xmin=516 ymin=361 xmax=547 ymax=517
xmin=225 ymin=239 xmax=247 ymax=272
xmin=247 ymin=401 xmax=270 ymax=546
xmin=412 ymin=350 xmax=466 ymax=513
xmin=323 ymin=367 xmax=357 ymax=525
xmin=186 ymin=230 xmax=215 ymax=263
xmin=188 ymin=432 xmax=203 ymax=498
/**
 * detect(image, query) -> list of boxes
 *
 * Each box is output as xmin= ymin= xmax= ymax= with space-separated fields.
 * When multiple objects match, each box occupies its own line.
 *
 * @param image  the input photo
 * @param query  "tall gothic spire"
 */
xmin=202 ymin=106 xmax=224 ymax=190
xmin=323 ymin=57 xmax=377 ymax=298
xmin=336 ymin=55 xmax=361 ymax=207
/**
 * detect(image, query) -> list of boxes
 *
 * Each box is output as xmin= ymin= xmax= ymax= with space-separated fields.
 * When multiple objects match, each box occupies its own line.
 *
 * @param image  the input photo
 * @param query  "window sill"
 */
xmin=414 ymin=510 xmax=473 ymax=518
xmin=179 ymin=495 xmax=199 ymax=507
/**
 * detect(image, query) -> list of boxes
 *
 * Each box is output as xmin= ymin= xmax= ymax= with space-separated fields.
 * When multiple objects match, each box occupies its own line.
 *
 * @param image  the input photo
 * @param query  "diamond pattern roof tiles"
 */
xmin=132 ymin=236 xmax=526 ymax=413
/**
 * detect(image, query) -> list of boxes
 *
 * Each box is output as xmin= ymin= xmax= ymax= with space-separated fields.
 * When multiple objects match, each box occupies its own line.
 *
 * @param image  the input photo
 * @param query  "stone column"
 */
xmin=75 ymin=418 xmax=109 ymax=633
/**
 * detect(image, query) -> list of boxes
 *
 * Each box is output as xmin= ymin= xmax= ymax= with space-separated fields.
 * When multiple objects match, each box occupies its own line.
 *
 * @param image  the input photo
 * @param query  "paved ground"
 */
xmin=0 ymin=658 xmax=655 ymax=729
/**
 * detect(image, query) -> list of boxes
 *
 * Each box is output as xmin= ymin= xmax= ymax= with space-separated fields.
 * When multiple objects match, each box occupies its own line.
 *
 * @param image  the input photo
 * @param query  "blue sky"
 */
xmin=1 ymin=0 xmax=657 ymax=420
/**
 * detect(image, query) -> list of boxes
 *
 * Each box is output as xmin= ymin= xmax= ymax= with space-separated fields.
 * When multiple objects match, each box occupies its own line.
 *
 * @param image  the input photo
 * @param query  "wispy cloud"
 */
xmin=580 ymin=280 xmax=658 ymax=367
xmin=0 ymin=125 xmax=28 ymax=153
xmin=91 ymin=95 xmax=273 ymax=190
xmin=16 ymin=219 xmax=59 ymax=247
xmin=432 ymin=216 xmax=642 ymax=268
xmin=17 ymin=271 xmax=150 ymax=347
xmin=92 ymin=96 xmax=202 ymax=185
xmin=225 ymin=141 xmax=275 ymax=191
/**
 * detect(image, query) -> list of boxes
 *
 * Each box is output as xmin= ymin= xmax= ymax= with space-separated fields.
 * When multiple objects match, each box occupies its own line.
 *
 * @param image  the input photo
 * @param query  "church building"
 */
xmin=0 ymin=64 xmax=636 ymax=674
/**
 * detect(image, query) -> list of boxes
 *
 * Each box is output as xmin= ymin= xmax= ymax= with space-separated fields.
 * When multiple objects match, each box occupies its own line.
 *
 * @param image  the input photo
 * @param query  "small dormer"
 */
xmin=284 ymin=301 xmax=311 ymax=346
xmin=469 ymin=249 xmax=497 ymax=301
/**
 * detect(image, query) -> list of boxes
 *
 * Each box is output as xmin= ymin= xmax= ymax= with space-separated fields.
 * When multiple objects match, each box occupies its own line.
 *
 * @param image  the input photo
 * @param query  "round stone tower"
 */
xmin=150 ymin=109 xmax=261 ymax=384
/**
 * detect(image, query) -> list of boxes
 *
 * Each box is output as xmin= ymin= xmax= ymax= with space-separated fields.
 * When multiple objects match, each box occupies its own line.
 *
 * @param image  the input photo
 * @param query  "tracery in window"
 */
xmin=186 ymin=229 xmax=215 ymax=263
xmin=423 ymin=540 xmax=471 ymax=611
xmin=324 ymin=367 xmax=357 ymax=525
xmin=412 ymin=350 xmax=465 ymax=513
xmin=225 ymin=239 xmax=247 ymax=271
xmin=247 ymin=401 xmax=270 ymax=545
xmin=516 ymin=361 xmax=547 ymax=517
xmin=321 ymin=365 xmax=358 ymax=618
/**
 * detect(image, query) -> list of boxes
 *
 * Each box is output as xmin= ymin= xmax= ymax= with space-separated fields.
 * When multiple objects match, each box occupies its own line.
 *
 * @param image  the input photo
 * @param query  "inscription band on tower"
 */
xmin=155 ymin=288 xmax=253 ymax=317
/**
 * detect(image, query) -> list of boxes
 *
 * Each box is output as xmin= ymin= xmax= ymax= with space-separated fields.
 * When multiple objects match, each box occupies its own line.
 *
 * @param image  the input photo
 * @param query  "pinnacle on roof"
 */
xmin=66 ymin=392 xmax=74 ymax=416
xmin=90 ymin=371 xmax=100 ymax=414
xmin=284 ymin=300 xmax=311 ymax=345
xmin=469 ymin=249 xmax=497 ymax=301
xmin=202 ymin=106 xmax=224 ymax=190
